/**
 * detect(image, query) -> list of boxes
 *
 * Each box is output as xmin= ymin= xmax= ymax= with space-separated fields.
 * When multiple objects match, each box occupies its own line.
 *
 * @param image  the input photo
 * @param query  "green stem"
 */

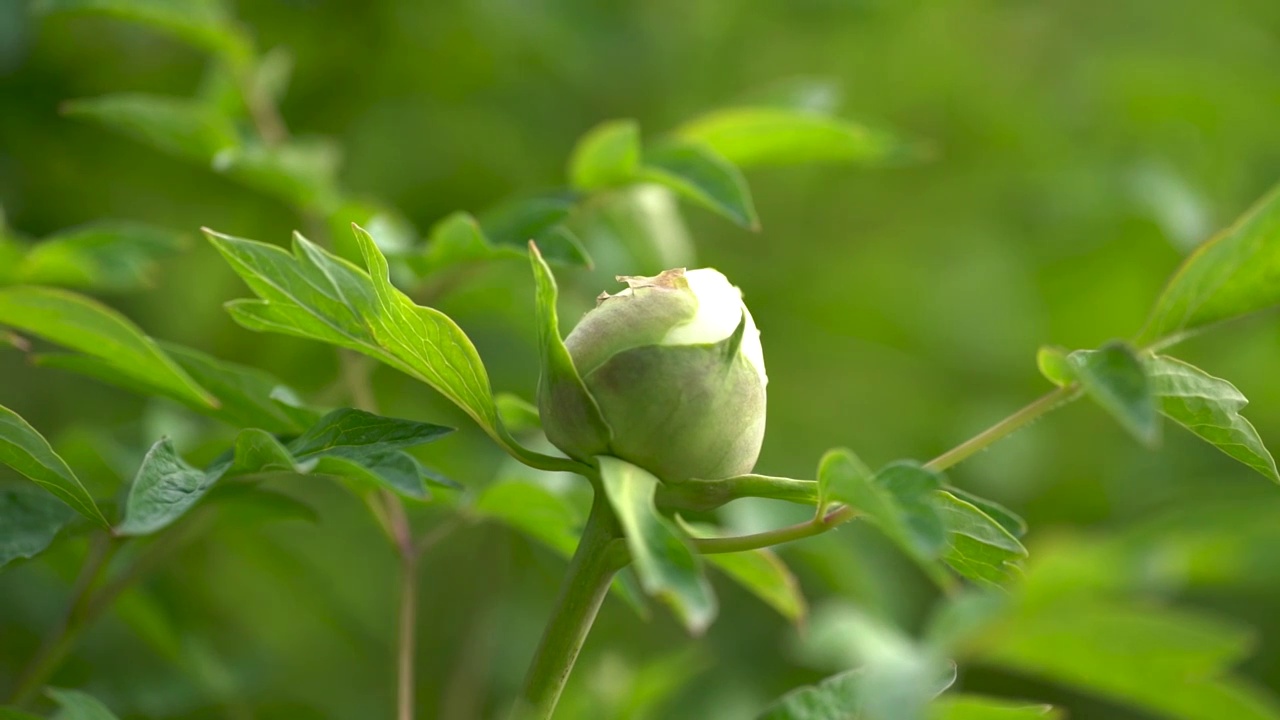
xmin=657 ymin=474 xmax=818 ymax=512
xmin=515 ymin=494 xmax=626 ymax=719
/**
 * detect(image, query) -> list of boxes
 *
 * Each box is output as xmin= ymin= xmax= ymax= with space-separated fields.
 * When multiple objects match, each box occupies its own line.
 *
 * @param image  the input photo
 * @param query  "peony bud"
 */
xmin=540 ymin=268 xmax=767 ymax=483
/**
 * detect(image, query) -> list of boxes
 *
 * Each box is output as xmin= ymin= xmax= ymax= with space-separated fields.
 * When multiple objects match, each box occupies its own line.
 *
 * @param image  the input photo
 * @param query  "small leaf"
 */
xmin=0 ymin=488 xmax=73 ymax=569
xmin=495 ymin=393 xmax=541 ymax=435
xmin=1035 ymin=345 xmax=1073 ymax=387
xmin=17 ymin=221 xmax=186 ymax=291
xmin=676 ymin=107 xmax=899 ymax=168
xmin=929 ymin=695 xmax=1061 ymax=720
xmin=815 ymin=446 xmax=873 ymax=516
xmin=286 ymin=407 xmax=452 ymax=460
xmin=0 ymin=405 xmax=109 ymax=528
xmin=757 ymin=668 xmax=863 ymax=720
xmin=213 ymin=137 xmax=342 ymax=210
xmin=1141 ymin=183 xmax=1280 ymax=345
xmin=116 ymin=438 xmax=214 ymax=536
xmin=480 ymin=195 xmax=592 ymax=267
xmin=45 ymin=687 xmax=121 ymax=720
xmin=1146 ymin=355 xmax=1279 ymax=482
xmin=569 ymin=119 xmax=641 ymax=190
xmin=63 ymin=93 xmax=240 ymax=163
xmin=937 ymin=491 xmax=1027 ymax=586
xmin=36 ymin=0 xmax=252 ymax=60
xmin=1068 ymin=342 xmax=1160 ymax=447
xmin=0 ymin=286 xmax=217 ymax=409
xmin=600 ymin=456 xmax=717 ymax=634
xmin=946 ymin=487 xmax=1026 ymax=538
xmin=640 ymin=141 xmax=759 ymax=229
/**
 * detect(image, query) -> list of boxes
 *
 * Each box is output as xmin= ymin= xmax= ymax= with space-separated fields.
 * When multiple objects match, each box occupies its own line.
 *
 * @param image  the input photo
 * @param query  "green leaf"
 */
xmin=212 ymin=137 xmax=342 ymax=210
xmin=0 ymin=707 xmax=45 ymax=719
xmin=117 ymin=438 xmax=214 ymax=536
xmin=0 ymin=405 xmax=109 ymax=528
xmin=1035 ymin=345 xmax=1072 ymax=388
xmin=495 ymin=393 xmax=541 ymax=435
xmin=1146 ymin=355 xmax=1279 ymax=482
xmin=0 ymin=286 xmax=217 ymax=409
xmin=0 ymin=488 xmax=73 ymax=569
xmin=479 ymin=196 xmax=592 ymax=267
xmin=640 ymin=141 xmax=758 ymax=229
xmin=937 ymin=491 xmax=1027 ymax=586
xmin=63 ymin=93 xmax=240 ymax=163
xmin=703 ymin=546 xmax=806 ymax=623
xmin=946 ymin=487 xmax=1026 ymax=538
xmin=287 ymin=407 xmax=453 ymax=461
xmin=1141 ymin=184 xmax=1280 ymax=345
xmin=1068 ymin=342 xmax=1160 ymax=447
xmin=929 ymin=695 xmax=1061 ymax=720
xmin=757 ymin=668 xmax=863 ymax=720
xmin=676 ymin=107 xmax=898 ymax=168
xmin=15 ymin=221 xmax=186 ymax=291
xmin=569 ymin=119 xmax=641 ymax=190
xmin=599 ymin=456 xmax=717 ymax=634
xmin=815 ymin=446 xmax=873 ymax=516
xmin=35 ymin=0 xmax=252 ymax=60
xmin=46 ymin=687 xmax=121 ymax=720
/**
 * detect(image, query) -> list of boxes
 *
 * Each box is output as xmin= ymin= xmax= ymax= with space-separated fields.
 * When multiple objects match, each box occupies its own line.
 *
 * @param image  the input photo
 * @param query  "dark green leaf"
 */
xmin=16 ymin=221 xmax=185 ymax=291
xmin=0 ymin=707 xmax=45 ymax=719
xmin=286 ymin=407 xmax=452 ymax=460
xmin=929 ymin=695 xmax=1060 ymax=720
xmin=600 ymin=456 xmax=717 ymax=634
xmin=1141 ymin=184 xmax=1280 ymax=345
xmin=569 ymin=119 xmax=641 ymax=190
xmin=117 ymin=438 xmax=214 ymax=536
xmin=1146 ymin=355 xmax=1278 ymax=482
xmin=63 ymin=93 xmax=240 ymax=163
xmin=676 ymin=107 xmax=898 ymax=168
xmin=207 ymin=485 xmax=319 ymax=526
xmin=0 ymin=404 xmax=108 ymax=527
xmin=1068 ymin=342 xmax=1160 ymax=447
xmin=937 ymin=491 xmax=1027 ymax=586
xmin=0 ymin=286 xmax=217 ymax=409
xmin=640 ymin=141 xmax=758 ymax=229
xmin=36 ymin=0 xmax=252 ymax=60
xmin=0 ymin=488 xmax=73 ymax=569
xmin=46 ymin=687 xmax=121 ymax=720
xmin=480 ymin=196 xmax=592 ymax=267
xmin=213 ymin=137 xmax=342 ymax=210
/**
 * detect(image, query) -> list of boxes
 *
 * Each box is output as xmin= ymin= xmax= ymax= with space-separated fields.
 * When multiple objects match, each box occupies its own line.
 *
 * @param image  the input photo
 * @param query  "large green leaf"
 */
xmin=1141 ymin=184 xmax=1280 ymax=345
xmin=676 ymin=107 xmax=897 ymax=168
xmin=63 ymin=94 xmax=240 ymax=163
xmin=936 ymin=491 xmax=1026 ymax=586
xmin=46 ymin=687 xmax=121 ymax=720
xmin=1146 ymin=355 xmax=1278 ymax=482
xmin=569 ymin=119 xmax=641 ymax=190
xmin=929 ymin=695 xmax=1060 ymax=720
xmin=1067 ymin=342 xmax=1160 ymax=447
xmin=640 ymin=141 xmax=758 ymax=229
xmin=36 ymin=0 xmax=252 ymax=60
xmin=14 ymin=221 xmax=186 ymax=291
xmin=0 ymin=286 xmax=217 ymax=409
xmin=599 ymin=456 xmax=716 ymax=634
xmin=0 ymin=488 xmax=73 ymax=569
xmin=0 ymin=404 xmax=108 ymax=527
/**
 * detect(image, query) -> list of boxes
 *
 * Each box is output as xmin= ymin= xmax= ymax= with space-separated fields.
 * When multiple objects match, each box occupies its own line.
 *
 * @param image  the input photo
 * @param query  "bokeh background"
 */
xmin=4 ymin=1 xmax=1280 ymax=718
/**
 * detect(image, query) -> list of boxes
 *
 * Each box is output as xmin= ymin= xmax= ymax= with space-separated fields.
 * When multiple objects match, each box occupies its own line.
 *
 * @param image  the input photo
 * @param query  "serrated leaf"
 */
xmin=676 ymin=107 xmax=898 ymax=168
xmin=63 ymin=93 xmax=240 ymax=163
xmin=0 ymin=286 xmax=216 ymax=409
xmin=1035 ymin=345 xmax=1072 ymax=387
xmin=0 ymin=488 xmax=73 ymax=569
xmin=569 ymin=119 xmax=641 ymax=190
xmin=1146 ymin=355 xmax=1278 ymax=482
xmin=1141 ymin=184 xmax=1280 ymax=346
xmin=640 ymin=141 xmax=758 ymax=229
xmin=937 ymin=491 xmax=1027 ymax=586
xmin=0 ymin=405 xmax=108 ymax=528
xmin=46 ymin=687 xmax=121 ymax=720
xmin=213 ymin=137 xmax=342 ymax=210
xmin=117 ymin=438 xmax=214 ymax=536
xmin=36 ymin=0 xmax=251 ymax=60
xmin=1068 ymin=342 xmax=1160 ymax=447
xmin=15 ymin=221 xmax=185 ymax=291
xmin=600 ymin=456 xmax=717 ymax=634
xmin=929 ymin=695 xmax=1061 ymax=720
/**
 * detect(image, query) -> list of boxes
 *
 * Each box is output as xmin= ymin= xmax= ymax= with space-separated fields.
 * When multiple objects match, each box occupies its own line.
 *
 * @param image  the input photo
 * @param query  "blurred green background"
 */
xmin=4 ymin=1 xmax=1280 ymax=718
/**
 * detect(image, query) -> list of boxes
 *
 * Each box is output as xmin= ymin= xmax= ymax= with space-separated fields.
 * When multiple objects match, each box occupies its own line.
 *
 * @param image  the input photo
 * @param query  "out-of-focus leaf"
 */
xmin=15 ymin=221 xmax=185 ymax=291
xmin=600 ymin=456 xmax=716 ymax=634
xmin=0 ymin=286 xmax=217 ymax=409
xmin=676 ymin=107 xmax=898 ymax=168
xmin=206 ymin=485 xmax=319 ymax=526
xmin=213 ymin=137 xmax=342 ymax=210
xmin=0 ymin=488 xmax=73 ymax=568
xmin=571 ymin=184 xmax=695 ymax=275
xmin=117 ymin=438 xmax=214 ymax=536
xmin=929 ymin=695 xmax=1061 ymax=719
xmin=46 ymin=687 xmax=121 ymax=719
xmin=640 ymin=141 xmax=758 ymax=229
xmin=936 ymin=491 xmax=1026 ymax=586
xmin=495 ymin=393 xmax=541 ymax=435
xmin=0 ymin=404 xmax=108 ymax=527
xmin=480 ymin=195 xmax=592 ymax=267
xmin=757 ymin=668 xmax=862 ymax=720
xmin=1068 ymin=342 xmax=1160 ymax=447
xmin=0 ymin=707 xmax=45 ymax=719
xmin=703 ymin=545 xmax=806 ymax=623
xmin=569 ymin=119 xmax=641 ymax=190
xmin=1146 ymin=355 xmax=1278 ymax=481
xmin=35 ymin=0 xmax=252 ymax=60
xmin=1141 ymin=183 xmax=1280 ymax=345
xmin=63 ymin=93 xmax=240 ymax=163
xmin=1035 ymin=346 xmax=1072 ymax=388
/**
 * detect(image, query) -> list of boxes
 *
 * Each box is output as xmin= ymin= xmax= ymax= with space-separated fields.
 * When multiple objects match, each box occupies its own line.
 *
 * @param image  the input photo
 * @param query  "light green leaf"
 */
xmin=1068 ymin=342 xmax=1160 ymax=447
xmin=46 ymin=687 xmax=121 ymax=720
xmin=569 ymin=119 xmax=641 ymax=190
xmin=35 ymin=0 xmax=251 ymax=60
xmin=600 ymin=456 xmax=717 ymax=634
xmin=676 ymin=107 xmax=897 ymax=168
xmin=0 ymin=488 xmax=73 ymax=569
xmin=757 ymin=668 xmax=862 ymax=720
xmin=704 ymin=546 xmax=806 ymax=623
xmin=218 ymin=427 xmax=296 ymax=478
xmin=929 ymin=695 xmax=1060 ymax=720
xmin=16 ymin=221 xmax=186 ymax=291
xmin=63 ymin=93 xmax=240 ymax=163
xmin=1141 ymin=184 xmax=1280 ymax=345
xmin=213 ymin=137 xmax=342 ymax=210
xmin=815 ymin=446 xmax=872 ymax=516
xmin=117 ymin=438 xmax=214 ymax=536
xmin=640 ymin=141 xmax=759 ymax=229
xmin=946 ymin=487 xmax=1026 ymax=538
xmin=0 ymin=286 xmax=217 ymax=409
xmin=495 ymin=393 xmax=541 ymax=435
xmin=937 ymin=491 xmax=1027 ymax=586
xmin=1146 ymin=355 xmax=1278 ymax=482
xmin=0 ymin=405 xmax=109 ymax=527
xmin=1035 ymin=345 xmax=1072 ymax=388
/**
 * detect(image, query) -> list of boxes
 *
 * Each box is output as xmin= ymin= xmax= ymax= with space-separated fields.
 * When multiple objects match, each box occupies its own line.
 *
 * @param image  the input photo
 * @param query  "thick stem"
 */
xmin=516 ymin=495 xmax=625 ymax=719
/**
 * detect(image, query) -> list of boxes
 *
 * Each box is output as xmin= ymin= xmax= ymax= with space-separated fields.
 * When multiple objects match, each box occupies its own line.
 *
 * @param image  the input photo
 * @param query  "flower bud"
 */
xmin=540 ymin=267 xmax=767 ymax=483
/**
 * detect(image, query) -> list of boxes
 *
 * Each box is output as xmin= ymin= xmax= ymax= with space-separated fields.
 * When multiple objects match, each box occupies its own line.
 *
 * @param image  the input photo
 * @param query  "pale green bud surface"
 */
xmin=541 ymin=267 xmax=768 ymax=483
